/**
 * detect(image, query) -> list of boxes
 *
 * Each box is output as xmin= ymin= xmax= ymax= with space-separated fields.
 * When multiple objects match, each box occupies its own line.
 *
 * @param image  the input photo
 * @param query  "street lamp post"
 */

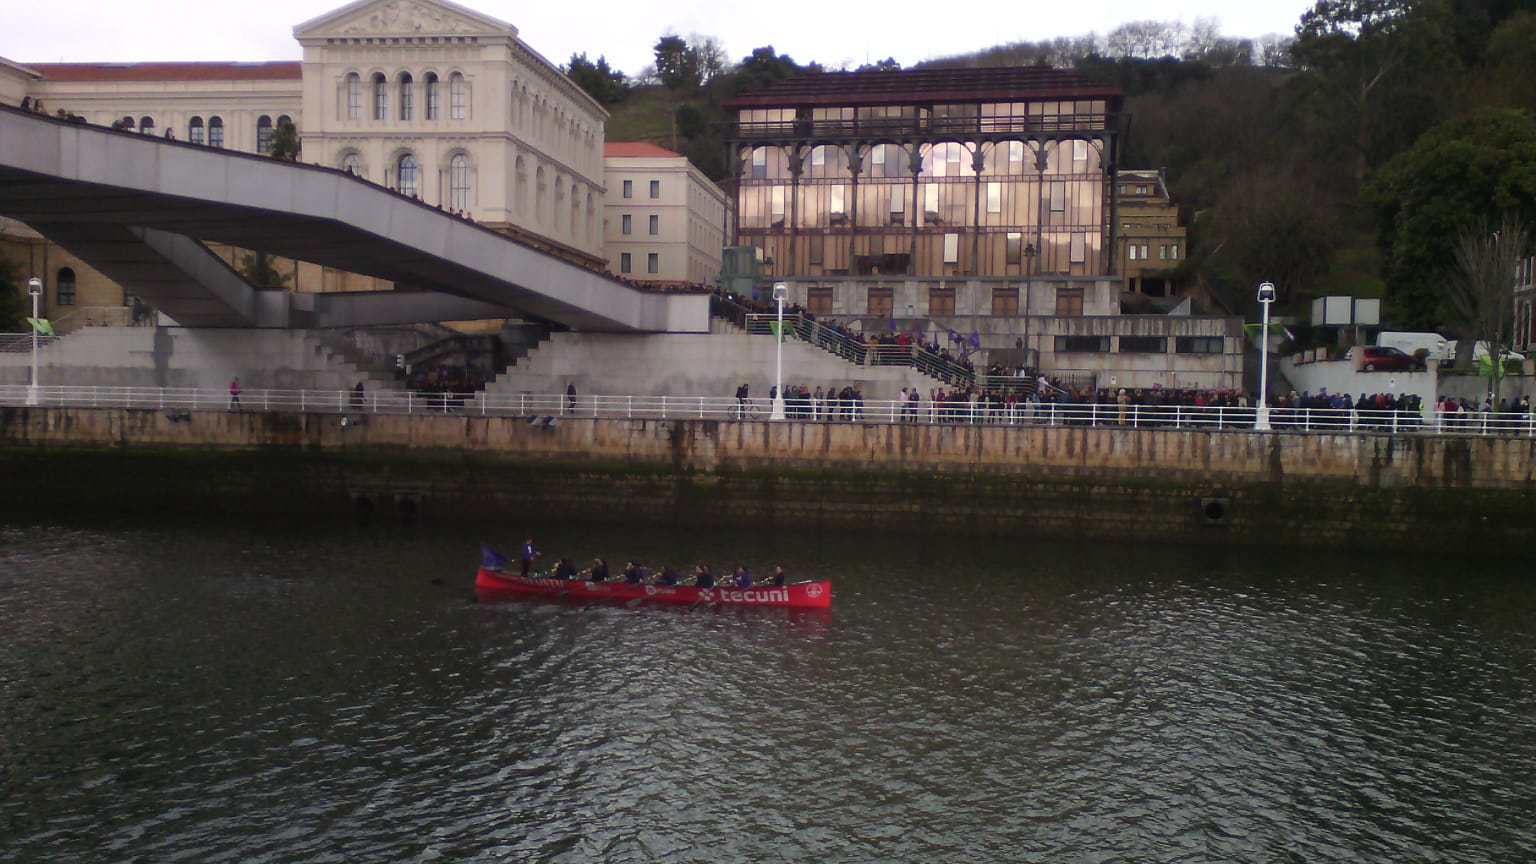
xmin=1255 ymin=281 xmax=1276 ymax=432
xmin=770 ymin=282 xmax=788 ymax=421
xmin=27 ymin=277 xmax=42 ymax=407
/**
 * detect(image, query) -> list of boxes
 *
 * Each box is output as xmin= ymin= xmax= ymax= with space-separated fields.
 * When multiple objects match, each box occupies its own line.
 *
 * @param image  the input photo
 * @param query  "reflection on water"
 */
xmin=2 ymin=513 xmax=1534 ymax=863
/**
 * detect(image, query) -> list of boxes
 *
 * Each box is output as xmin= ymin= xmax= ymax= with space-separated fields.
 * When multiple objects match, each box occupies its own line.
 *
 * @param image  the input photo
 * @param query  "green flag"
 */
xmin=770 ymin=321 xmax=784 ymax=342
xmin=26 ymin=318 xmax=54 ymax=337
xmin=1477 ymin=353 xmax=1507 ymax=379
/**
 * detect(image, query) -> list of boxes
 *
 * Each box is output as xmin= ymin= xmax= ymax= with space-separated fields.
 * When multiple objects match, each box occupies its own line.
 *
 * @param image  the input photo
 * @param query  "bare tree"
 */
xmin=1445 ymin=214 xmax=1530 ymax=401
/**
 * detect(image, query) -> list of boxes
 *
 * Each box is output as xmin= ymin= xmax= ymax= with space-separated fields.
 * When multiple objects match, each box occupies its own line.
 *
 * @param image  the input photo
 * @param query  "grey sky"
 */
xmin=3 ymin=0 xmax=1316 ymax=77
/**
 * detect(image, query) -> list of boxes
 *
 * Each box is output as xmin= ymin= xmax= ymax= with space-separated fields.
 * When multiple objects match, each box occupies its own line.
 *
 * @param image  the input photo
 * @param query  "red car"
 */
xmin=1354 ymin=345 xmax=1417 ymax=372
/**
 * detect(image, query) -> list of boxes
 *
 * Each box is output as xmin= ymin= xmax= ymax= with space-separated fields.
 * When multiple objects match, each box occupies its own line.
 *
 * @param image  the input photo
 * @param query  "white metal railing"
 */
xmin=2 ymin=384 xmax=1535 ymax=437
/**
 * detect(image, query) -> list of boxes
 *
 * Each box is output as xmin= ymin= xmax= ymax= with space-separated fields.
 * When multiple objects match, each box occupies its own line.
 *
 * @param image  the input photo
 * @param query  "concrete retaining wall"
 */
xmin=3 ymin=407 xmax=1534 ymax=552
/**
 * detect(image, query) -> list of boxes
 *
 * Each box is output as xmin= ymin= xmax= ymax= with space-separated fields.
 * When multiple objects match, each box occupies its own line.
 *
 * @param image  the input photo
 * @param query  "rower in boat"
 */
xmin=621 ymin=561 xmax=648 ymax=584
xmin=657 ymin=565 xmax=681 ymax=586
xmin=553 ymin=557 xmax=578 ymax=580
xmin=732 ymin=565 xmax=752 ymax=588
xmin=587 ymin=558 xmax=610 ymax=581
xmin=769 ymin=565 xmax=786 ymax=586
xmin=694 ymin=564 xmax=715 ymax=588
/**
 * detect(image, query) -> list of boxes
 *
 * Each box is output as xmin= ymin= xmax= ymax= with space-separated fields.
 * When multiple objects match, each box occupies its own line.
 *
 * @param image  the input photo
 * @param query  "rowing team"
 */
xmin=545 ymin=558 xmax=785 ymax=589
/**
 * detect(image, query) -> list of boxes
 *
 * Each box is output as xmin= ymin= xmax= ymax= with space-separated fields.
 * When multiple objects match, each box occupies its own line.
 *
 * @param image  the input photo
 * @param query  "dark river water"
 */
xmin=2 ymin=511 xmax=1534 ymax=863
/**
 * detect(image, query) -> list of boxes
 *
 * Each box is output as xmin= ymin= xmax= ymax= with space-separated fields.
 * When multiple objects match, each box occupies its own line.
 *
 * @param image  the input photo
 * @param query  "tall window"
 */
xmin=399 ymin=72 xmax=414 ymax=121
xmin=622 ymin=180 xmax=633 ymax=199
xmin=647 ymin=252 xmax=659 ymax=274
xmin=449 ymin=154 xmax=470 ymax=211
xmin=346 ymin=73 xmax=362 ymax=120
xmin=256 ymin=116 xmax=273 ymax=154
xmin=621 ymin=214 xmax=632 ymax=235
xmin=425 ymin=73 xmax=440 ymax=120
xmin=397 ymin=153 xmax=418 ymax=197
xmin=56 ymin=267 xmax=77 ymax=306
xmin=341 ymin=153 xmax=361 ymax=176
xmin=188 ymin=116 xmax=204 ymax=145
xmin=648 ymin=214 xmax=659 ymax=235
xmin=208 ymin=117 xmax=224 ymax=148
xmin=620 ymin=252 xmax=632 ymax=273
xmin=649 ymin=179 xmax=660 ymax=198
xmin=373 ymin=74 xmax=388 ymax=120
xmin=449 ymin=73 xmax=466 ymax=119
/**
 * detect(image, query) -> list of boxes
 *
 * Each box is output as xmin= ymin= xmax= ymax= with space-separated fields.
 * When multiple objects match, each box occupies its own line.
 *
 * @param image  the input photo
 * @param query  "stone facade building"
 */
xmin=603 ymin=142 xmax=728 ymax=285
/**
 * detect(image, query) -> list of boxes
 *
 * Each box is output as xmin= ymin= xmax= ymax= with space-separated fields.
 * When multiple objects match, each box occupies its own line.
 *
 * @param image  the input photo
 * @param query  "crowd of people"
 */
xmin=512 ymin=538 xmax=786 ymax=588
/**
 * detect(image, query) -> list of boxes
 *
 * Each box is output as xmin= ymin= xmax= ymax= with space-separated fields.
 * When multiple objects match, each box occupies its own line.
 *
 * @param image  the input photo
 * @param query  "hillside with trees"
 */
xmin=565 ymin=1 xmax=1536 ymax=338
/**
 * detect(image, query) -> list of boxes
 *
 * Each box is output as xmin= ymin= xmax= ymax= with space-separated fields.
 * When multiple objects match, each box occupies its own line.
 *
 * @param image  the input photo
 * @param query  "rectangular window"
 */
xmin=829 ymin=185 xmax=846 ymax=217
xmin=929 ymin=286 xmax=956 ymax=315
xmin=1050 ymin=183 xmax=1066 ymax=212
xmin=620 ymin=252 xmax=631 ymax=273
xmin=1006 ymin=232 xmax=1023 ymax=266
xmin=1070 ymin=233 xmax=1086 ymax=264
xmin=1119 ymin=336 xmax=1167 ymax=353
xmin=1073 ymin=139 xmax=1088 ymax=162
xmin=649 ymin=214 xmax=659 ymax=235
xmin=924 ymin=184 xmax=940 ymax=215
xmin=889 ymin=187 xmax=904 ymax=213
xmin=751 ymin=149 xmax=767 ymax=179
xmin=1054 ymin=335 xmax=1108 ymax=352
xmin=621 ymin=214 xmax=632 ymax=235
xmin=649 ymin=180 xmax=660 ymax=198
xmin=943 ymin=233 xmax=959 ymax=264
xmin=771 ymin=187 xmax=786 ymax=224
xmin=449 ymin=75 xmax=466 ymax=119
xmin=808 ymin=234 xmax=824 ymax=265
xmin=991 ymin=286 xmax=1019 ymax=316
xmin=1176 ymin=336 xmax=1224 ymax=354
xmin=1168 ymin=243 xmax=1179 ymax=260
xmin=867 ymin=286 xmax=893 ymax=316
xmin=622 ymin=180 xmax=633 ymax=199
xmin=1159 ymin=244 xmax=1168 ymax=260
xmin=986 ymin=182 xmax=1001 ymax=214
xmin=872 ymin=145 xmax=886 ymax=177
xmin=1055 ymin=287 xmax=1084 ymax=316
xmin=808 ymin=286 xmax=833 ymax=315
xmin=647 ymin=252 xmax=659 ymax=274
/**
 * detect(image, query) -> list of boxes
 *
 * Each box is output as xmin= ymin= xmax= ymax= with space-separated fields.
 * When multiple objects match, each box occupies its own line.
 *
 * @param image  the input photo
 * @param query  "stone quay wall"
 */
xmin=2 ymin=406 xmax=1533 ymax=551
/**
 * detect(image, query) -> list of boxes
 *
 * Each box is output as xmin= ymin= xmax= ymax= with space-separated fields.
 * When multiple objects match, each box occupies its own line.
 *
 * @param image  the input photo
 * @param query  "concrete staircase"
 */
xmin=478 ymin=330 xmax=953 ymax=402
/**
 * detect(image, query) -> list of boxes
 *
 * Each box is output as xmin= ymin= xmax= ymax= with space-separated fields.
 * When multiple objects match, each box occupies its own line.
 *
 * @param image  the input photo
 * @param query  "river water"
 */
xmin=2 ymin=512 xmax=1534 ymax=863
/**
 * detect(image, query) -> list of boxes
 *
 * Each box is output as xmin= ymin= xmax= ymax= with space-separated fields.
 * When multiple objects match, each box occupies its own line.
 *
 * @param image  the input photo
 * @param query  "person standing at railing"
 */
xmin=735 ymin=382 xmax=749 ymax=419
xmin=812 ymin=385 xmax=823 ymax=421
xmin=565 ymin=381 xmax=576 ymax=415
xmin=228 ymin=377 xmax=241 ymax=411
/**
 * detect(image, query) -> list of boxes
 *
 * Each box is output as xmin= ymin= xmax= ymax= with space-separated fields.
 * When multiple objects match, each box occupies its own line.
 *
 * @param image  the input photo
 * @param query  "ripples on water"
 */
xmin=1 ymin=514 xmax=1534 ymax=863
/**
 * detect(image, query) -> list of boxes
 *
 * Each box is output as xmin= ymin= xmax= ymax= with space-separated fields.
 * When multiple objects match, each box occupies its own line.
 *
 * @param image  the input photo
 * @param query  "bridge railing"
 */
xmin=2 ymin=384 xmax=1534 ymax=437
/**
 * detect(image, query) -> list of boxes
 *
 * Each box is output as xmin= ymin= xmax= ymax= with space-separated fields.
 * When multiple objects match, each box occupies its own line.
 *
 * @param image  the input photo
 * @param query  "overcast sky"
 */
xmin=3 ymin=0 xmax=1315 ymax=77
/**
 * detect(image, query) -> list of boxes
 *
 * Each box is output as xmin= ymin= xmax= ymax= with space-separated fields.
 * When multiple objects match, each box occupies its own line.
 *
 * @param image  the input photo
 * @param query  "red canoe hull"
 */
xmin=475 ymin=569 xmax=832 ymax=609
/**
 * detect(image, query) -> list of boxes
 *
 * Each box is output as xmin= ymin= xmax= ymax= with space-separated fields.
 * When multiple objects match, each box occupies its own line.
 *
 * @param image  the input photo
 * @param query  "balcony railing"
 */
xmin=730 ymin=112 xmax=1118 ymax=143
xmin=4 ymin=384 xmax=1535 ymax=438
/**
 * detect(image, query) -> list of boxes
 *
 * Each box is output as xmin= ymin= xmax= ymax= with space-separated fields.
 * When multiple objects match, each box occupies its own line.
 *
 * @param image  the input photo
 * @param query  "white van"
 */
xmin=1444 ymin=340 xmax=1525 ymax=362
xmin=1376 ymin=331 xmax=1450 ymax=361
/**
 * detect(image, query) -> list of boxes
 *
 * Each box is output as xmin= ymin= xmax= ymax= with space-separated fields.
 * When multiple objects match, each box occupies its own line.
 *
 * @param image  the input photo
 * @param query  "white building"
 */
xmin=603 ymin=142 xmax=728 ymax=285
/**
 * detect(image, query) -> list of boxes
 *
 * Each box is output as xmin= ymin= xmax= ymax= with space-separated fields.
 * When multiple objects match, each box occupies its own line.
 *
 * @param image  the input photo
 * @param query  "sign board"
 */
xmin=1353 ymin=298 xmax=1381 ymax=326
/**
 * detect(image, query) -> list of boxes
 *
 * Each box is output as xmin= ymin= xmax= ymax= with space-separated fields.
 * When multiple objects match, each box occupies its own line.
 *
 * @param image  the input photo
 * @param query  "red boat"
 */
xmin=474 ymin=568 xmax=832 ymax=609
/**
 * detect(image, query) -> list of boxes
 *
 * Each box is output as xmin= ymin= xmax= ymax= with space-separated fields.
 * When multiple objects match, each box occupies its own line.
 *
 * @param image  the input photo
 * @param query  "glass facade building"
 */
xmin=723 ymin=68 xmax=1124 ymax=281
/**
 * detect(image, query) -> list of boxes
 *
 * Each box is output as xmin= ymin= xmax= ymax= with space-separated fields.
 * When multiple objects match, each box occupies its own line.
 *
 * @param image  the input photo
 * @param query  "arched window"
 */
xmin=208 ymin=116 xmax=224 ymax=148
xmin=570 ymin=184 xmax=579 ymax=236
xmin=397 ymin=153 xmax=418 ymax=197
xmin=424 ymin=73 xmax=440 ymax=120
xmin=449 ymin=154 xmax=470 ymax=211
xmin=345 ymin=73 xmax=362 ymax=120
xmin=256 ymin=115 xmax=273 ymax=154
xmin=139 ymin=116 xmax=154 ymax=135
xmin=398 ymin=72 xmax=413 ymax=121
xmin=341 ymin=152 xmax=362 ymax=177
xmin=373 ymin=73 xmax=388 ymax=121
xmin=121 ymin=116 xmax=135 ymax=130
xmin=56 ymin=267 xmax=77 ymax=306
xmin=449 ymin=72 xmax=467 ymax=119
xmin=188 ymin=116 xmax=204 ymax=145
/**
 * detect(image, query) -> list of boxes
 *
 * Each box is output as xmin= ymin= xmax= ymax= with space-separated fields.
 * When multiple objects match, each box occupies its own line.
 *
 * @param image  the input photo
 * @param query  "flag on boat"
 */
xmin=481 ymin=544 xmax=510 ymax=570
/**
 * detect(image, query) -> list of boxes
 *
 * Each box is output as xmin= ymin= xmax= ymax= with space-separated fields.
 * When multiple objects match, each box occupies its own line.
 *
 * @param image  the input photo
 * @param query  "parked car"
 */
xmin=1352 ymin=345 xmax=1417 ymax=372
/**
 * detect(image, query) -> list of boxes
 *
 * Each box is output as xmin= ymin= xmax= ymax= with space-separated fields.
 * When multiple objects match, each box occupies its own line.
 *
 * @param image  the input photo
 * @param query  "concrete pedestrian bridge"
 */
xmin=0 ymin=105 xmax=706 ymax=332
